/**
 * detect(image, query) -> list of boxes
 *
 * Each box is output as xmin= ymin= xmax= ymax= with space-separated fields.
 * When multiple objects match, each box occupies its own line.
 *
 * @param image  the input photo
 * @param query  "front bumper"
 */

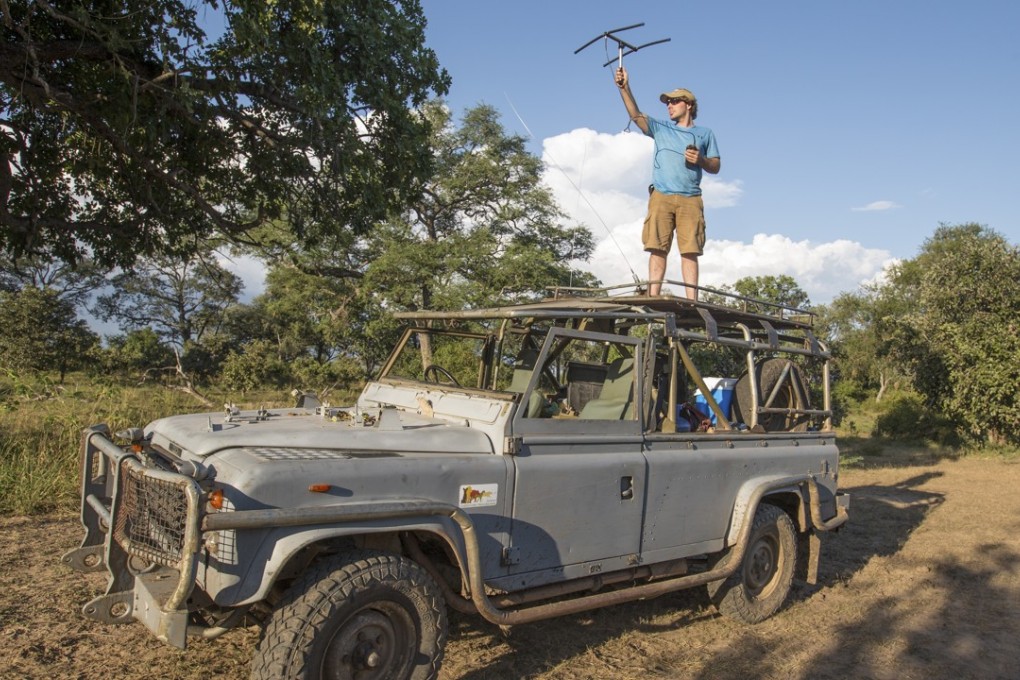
xmin=62 ymin=426 xmax=202 ymax=648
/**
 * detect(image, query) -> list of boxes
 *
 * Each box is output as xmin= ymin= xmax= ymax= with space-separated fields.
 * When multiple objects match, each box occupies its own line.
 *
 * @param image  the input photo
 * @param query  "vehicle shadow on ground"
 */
xmin=446 ymin=588 xmax=718 ymax=680
xmin=690 ymin=531 xmax=1020 ymax=679
xmin=446 ymin=471 xmax=948 ymax=680
xmin=808 ymin=471 xmax=946 ymax=587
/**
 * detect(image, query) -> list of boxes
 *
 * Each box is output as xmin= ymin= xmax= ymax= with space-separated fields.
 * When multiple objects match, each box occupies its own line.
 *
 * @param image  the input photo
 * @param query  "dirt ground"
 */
xmin=3 ymin=451 xmax=1019 ymax=680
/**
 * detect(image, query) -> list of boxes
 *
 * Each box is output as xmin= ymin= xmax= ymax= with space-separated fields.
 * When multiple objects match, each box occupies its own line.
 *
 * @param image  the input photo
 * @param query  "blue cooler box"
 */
xmin=693 ymin=378 xmax=736 ymax=424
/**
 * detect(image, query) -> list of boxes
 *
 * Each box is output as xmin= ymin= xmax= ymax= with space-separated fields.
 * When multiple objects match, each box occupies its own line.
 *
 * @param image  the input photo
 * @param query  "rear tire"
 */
xmin=707 ymin=503 xmax=796 ymax=623
xmin=251 ymin=550 xmax=447 ymax=680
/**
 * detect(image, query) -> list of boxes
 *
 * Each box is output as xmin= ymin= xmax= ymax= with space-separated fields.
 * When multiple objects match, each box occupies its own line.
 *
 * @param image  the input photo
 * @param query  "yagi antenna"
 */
xmin=574 ymin=22 xmax=671 ymax=68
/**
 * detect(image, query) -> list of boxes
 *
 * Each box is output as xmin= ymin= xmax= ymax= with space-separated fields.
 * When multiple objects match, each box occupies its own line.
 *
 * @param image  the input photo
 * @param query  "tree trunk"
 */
xmin=876 ymin=370 xmax=889 ymax=403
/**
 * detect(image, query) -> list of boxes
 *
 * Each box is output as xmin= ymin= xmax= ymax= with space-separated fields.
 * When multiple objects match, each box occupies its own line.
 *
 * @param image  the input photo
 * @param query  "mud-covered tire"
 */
xmin=251 ymin=550 xmax=447 ymax=680
xmin=707 ymin=503 xmax=796 ymax=623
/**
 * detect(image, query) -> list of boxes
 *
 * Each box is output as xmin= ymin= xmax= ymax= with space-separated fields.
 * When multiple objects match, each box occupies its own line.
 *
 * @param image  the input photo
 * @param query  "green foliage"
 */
xmin=0 ymin=0 xmax=450 ymax=267
xmin=815 ymin=284 xmax=910 ymax=401
xmin=686 ymin=344 xmax=745 ymax=389
xmin=702 ymin=275 xmax=810 ymax=314
xmin=179 ymin=335 xmax=235 ymax=382
xmin=220 ymin=340 xmax=289 ymax=393
xmin=886 ymin=224 xmax=1020 ymax=445
xmin=100 ymin=329 xmax=176 ymax=378
xmin=289 ymin=356 xmax=363 ymax=394
xmin=245 ymin=264 xmax=361 ymax=364
xmin=230 ymin=101 xmax=600 ymax=384
xmin=831 ymin=378 xmax=870 ymax=411
xmin=93 ymin=249 xmax=243 ymax=348
xmin=0 ymin=253 xmax=107 ymax=308
xmin=0 ymin=287 xmax=99 ymax=380
xmin=871 ymin=392 xmax=961 ymax=447
xmin=733 ymin=274 xmax=811 ymax=310
xmin=361 ymin=102 xmax=598 ymax=316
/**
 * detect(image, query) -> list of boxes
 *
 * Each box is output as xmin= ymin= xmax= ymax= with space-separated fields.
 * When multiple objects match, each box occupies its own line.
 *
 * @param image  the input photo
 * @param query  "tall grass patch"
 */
xmin=0 ymin=375 xmax=296 ymax=515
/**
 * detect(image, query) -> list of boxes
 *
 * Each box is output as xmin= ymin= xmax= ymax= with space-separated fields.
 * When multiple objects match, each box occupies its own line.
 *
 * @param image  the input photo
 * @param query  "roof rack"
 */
xmin=547 ymin=280 xmax=815 ymax=327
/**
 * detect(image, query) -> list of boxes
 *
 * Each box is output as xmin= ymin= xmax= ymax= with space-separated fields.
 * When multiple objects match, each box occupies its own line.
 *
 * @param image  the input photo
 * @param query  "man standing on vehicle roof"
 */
xmin=615 ymin=65 xmax=721 ymax=299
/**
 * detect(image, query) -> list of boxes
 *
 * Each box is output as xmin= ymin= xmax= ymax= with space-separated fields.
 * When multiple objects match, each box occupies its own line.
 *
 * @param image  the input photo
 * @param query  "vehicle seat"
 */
xmin=579 ymin=357 xmax=635 ymax=420
xmin=508 ymin=348 xmax=545 ymax=418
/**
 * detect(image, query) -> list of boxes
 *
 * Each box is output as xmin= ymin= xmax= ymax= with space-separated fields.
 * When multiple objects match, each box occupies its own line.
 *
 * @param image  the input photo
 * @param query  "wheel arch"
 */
xmin=208 ymin=515 xmax=470 ymax=608
xmin=723 ymin=475 xmax=842 ymax=589
xmin=724 ymin=474 xmax=814 ymax=548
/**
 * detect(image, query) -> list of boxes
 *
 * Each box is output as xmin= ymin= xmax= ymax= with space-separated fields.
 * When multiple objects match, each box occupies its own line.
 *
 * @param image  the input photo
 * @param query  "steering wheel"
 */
xmin=423 ymin=364 xmax=461 ymax=387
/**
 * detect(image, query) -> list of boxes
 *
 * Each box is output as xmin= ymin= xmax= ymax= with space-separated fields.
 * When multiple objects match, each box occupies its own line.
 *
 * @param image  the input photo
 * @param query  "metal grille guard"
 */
xmin=62 ymin=425 xmax=202 ymax=645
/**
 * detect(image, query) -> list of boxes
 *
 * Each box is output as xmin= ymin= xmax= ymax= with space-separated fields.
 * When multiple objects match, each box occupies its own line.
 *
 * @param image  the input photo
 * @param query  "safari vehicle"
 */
xmin=64 ymin=282 xmax=849 ymax=680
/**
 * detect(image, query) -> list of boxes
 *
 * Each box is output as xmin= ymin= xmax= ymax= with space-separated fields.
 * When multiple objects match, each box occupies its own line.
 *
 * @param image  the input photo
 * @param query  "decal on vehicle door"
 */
xmin=459 ymin=484 xmax=498 ymax=508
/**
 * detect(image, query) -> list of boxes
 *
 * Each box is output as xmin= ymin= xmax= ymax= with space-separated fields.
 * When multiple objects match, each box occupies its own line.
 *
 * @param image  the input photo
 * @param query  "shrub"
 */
xmin=220 ymin=340 xmax=288 ymax=393
xmin=872 ymin=392 xmax=960 ymax=446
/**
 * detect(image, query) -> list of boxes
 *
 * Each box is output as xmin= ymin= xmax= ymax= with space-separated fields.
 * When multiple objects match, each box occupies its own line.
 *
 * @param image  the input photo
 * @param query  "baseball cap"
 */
xmin=660 ymin=88 xmax=696 ymax=103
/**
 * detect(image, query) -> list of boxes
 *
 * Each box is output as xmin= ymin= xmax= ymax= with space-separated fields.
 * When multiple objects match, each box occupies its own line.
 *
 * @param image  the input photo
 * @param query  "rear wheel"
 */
xmin=707 ymin=503 xmax=796 ymax=623
xmin=251 ymin=550 xmax=447 ymax=680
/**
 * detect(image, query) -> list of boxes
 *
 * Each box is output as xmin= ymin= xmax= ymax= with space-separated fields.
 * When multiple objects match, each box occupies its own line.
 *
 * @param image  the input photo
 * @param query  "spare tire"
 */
xmin=732 ymin=358 xmax=811 ymax=432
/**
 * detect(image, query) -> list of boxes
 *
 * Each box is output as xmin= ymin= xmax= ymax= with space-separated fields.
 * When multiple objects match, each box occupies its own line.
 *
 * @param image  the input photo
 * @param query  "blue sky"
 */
xmin=419 ymin=0 xmax=1020 ymax=302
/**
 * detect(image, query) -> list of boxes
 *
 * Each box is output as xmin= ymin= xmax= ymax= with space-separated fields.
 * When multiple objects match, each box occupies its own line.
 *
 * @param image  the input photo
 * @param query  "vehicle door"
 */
xmin=503 ymin=327 xmax=646 ymax=588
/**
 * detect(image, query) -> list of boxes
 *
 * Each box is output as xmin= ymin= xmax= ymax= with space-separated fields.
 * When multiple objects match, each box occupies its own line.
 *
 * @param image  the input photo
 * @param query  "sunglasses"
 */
xmin=665 ymin=98 xmax=689 ymax=106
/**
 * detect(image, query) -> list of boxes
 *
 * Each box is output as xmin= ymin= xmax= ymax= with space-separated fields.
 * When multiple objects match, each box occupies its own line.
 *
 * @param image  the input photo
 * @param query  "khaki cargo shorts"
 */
xmin=642 ymin=189 xmax=706 ymax=255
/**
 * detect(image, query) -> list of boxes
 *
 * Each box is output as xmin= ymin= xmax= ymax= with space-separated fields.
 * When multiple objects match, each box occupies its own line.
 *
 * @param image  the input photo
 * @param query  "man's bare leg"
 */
xmin=681 ymin=253 xmax=699 ymax=300
xmin=647 ymin=250 xmax=667 ymax=296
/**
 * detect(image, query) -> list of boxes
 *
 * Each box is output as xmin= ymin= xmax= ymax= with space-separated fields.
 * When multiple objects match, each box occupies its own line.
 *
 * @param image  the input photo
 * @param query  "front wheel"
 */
xmin=707 ymin=503 xmax=796 ymax=623
xmin=251 ymin=550 xmax=448 ymax=680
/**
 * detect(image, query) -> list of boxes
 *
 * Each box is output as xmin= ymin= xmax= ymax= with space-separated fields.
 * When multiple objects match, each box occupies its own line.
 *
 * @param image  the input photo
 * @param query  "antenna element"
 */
xmin=575 ymin=23 xmax=671 ymax=67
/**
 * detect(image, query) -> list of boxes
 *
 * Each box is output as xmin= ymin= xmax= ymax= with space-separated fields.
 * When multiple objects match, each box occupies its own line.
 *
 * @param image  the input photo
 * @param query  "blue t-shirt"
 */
xmin=645 ymin=117 xmax=720 ymax=196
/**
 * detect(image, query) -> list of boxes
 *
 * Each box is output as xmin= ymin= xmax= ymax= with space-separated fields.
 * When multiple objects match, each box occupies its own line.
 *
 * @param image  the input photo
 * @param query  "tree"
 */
xmin=93 ymin=247 xmax=242 ymax=350
xmin=0 ymin=286 xmax=98 ymax=380
xmin=0 ymin=252 xmax=106 ymax=308
xmin=816 ymin=283 xmax=910 ymax=403
xmin=732 ymin=275 xmax=811 ymax=310
xmin=247 ymin=265 xmax=355 ymax=364
xmin=704 ymin=275 xmax=809 ymax=310
xmin=362 ymin=102 xmax=596 ymax=315
xmin=100 ymin=328 xmax=177 ymax=379
xmin=225 ymin=102 xmax=598 ymax=385
xmin=887 ymin=223 xmax=1020 ymax=445
xmin=0 ymin=0 xmax=450 ymax=267
xmin=224 ymin=262 xmax=369 ymax=389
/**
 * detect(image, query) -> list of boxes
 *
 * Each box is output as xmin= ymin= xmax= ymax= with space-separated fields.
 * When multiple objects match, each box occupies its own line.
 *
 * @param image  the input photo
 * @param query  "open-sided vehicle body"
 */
xmin=65 ymin=284 xmax=849 ymax=679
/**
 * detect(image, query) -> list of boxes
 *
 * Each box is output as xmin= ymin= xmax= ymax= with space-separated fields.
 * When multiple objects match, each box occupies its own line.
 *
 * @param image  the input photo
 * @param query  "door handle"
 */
xmin=620 ymin=475 xmax=634 ymax=500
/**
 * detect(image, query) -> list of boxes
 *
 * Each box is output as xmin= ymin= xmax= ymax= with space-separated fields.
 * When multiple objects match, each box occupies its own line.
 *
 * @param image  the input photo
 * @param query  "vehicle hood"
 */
xmin=146 ymin=406 xmax=496 ymax=458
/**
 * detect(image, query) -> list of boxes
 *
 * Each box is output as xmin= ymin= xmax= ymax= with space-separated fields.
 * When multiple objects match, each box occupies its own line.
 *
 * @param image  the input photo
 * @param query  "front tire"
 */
xmin=707 ymin=503 xmax=796 ymax=623
xmin=251 ymin=550 xmax=448 ymax=680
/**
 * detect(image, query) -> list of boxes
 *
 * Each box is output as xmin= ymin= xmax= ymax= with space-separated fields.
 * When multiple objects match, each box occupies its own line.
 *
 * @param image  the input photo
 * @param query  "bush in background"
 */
xmin=872 ymin=392 xmax=961 ymax=447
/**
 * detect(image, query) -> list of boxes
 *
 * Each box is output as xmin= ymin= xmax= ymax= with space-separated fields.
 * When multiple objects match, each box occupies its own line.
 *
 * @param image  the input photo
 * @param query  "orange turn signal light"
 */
xmin=308 ymin=484 xmax=332 ymax=493
xmin=208 ymin=489 xmax=225 ymax=510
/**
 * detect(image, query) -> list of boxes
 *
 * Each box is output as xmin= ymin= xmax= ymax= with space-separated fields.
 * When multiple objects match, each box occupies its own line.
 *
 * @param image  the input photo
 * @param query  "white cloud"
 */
xmin=702 ymin=176 xmax=743 ymax=209
xmin=577 ymin=227 xmax=894 ymax=304
xmin=545 ymin=128 xmax=894 ymax=304
xmin=700 ymin=235 xmax=896 ymax=303
xmin=852 ymin=200 xmax=901 ymax=212
xmin=215 ymin=251 xmax=266 ymax=302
